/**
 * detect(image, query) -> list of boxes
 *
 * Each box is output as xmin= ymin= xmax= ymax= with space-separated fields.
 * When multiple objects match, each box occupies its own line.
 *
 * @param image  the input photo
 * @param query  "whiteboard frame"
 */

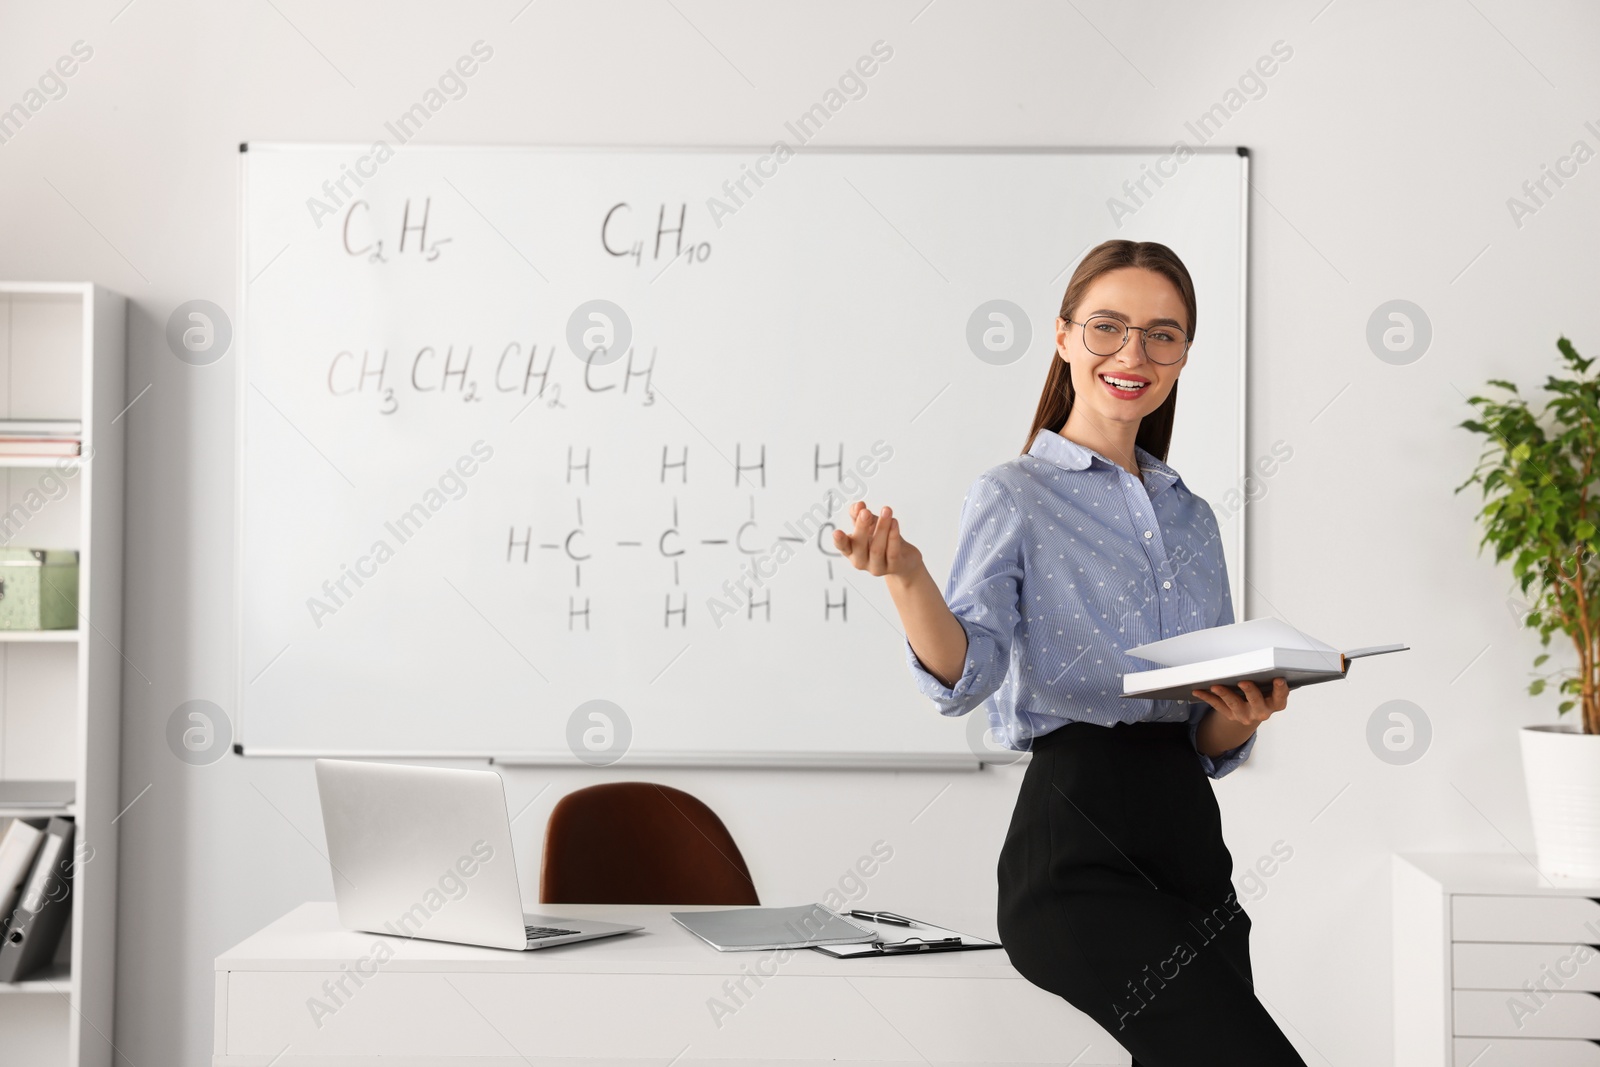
xmin=233 ymin=142 xmax=1251 ymax=766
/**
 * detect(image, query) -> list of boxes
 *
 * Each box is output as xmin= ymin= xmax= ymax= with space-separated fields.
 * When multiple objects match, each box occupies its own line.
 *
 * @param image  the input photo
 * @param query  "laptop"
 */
xmin=314 ymin=759 xmax=642 ymax=951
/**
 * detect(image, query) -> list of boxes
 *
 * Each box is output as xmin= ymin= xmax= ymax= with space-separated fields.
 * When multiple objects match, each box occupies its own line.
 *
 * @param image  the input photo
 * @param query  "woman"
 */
xmin=834 ymin=240 xmax=1306 ymax=1066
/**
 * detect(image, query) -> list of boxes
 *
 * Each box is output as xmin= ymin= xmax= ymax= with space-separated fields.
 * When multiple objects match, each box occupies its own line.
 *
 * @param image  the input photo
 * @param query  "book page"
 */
xmin=1126 ymin=617 xmax=1341 ymax=667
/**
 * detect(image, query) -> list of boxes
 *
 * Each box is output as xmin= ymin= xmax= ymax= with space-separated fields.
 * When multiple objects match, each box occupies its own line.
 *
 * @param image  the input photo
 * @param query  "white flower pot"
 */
xmin=1520 ymin=724 xmax=1600 ymax=879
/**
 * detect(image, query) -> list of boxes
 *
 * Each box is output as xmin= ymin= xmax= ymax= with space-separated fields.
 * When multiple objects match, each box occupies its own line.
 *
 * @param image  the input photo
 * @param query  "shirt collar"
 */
xmin=1026 ymin=428 xmax=1183 ymax=495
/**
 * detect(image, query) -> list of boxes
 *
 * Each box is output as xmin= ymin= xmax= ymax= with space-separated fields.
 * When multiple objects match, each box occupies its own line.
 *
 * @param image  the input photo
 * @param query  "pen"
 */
xmin=846 ymin=909 xmax=915 ymax=927
xmin=874 ymin=937 xmax=962 ymax=952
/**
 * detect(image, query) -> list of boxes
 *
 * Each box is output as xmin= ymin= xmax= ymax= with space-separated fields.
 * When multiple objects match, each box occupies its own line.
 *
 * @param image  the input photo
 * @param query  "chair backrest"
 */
xmin=539 ymin=782 xmax=760 ymax=905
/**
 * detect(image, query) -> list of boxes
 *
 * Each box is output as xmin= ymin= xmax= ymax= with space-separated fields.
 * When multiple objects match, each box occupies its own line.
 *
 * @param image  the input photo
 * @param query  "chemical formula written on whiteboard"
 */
xmin=600 ymin=202 xmax=712 ymax=270
xmin=341 ymin=198 xmax=455 ymax=264
xmin=337 ymin=197 xmax=714 ymax=271
xmin=507 ymin=442 xmax=896 ymax=629
xmin=325 ymin=342 xmax=658 ymax=416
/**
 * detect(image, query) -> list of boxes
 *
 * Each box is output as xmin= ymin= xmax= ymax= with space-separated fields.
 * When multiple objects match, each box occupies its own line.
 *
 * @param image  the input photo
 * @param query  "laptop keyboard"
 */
xmin=525 ymin=925 xmax=582 ymax=941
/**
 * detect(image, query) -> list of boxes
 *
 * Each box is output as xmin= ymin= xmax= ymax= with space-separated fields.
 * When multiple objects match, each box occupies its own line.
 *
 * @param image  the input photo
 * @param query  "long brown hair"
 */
xmin=1022 ymin=240 xmax=1197 ymax=461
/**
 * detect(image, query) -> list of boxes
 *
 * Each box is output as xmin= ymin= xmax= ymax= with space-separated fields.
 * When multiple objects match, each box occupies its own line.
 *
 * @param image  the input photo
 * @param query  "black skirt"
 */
xmin=996 ymin=720 xmax=1306 ymax=1067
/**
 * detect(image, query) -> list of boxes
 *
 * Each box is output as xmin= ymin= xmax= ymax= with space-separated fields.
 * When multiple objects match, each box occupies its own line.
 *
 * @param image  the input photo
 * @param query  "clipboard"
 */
xmin=809 ymin=914 xmax=1002 ymax=957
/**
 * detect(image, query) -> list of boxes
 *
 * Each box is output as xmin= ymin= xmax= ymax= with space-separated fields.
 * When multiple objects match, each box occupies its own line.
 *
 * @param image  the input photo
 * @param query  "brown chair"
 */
xmin=539 ymin=782 xmax=760 ymax=905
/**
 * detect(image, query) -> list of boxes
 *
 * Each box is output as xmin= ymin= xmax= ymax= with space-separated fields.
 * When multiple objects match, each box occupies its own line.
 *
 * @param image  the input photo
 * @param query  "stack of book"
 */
xmin=0 ymin=420 xmax=82 ymax=458
xmin=0 ymin=814 xmax=75 ymax=982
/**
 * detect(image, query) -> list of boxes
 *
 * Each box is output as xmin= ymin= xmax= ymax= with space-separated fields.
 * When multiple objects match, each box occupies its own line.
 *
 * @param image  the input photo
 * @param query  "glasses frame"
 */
xmin=1061 ymin=315 xmax=1192 ymax=366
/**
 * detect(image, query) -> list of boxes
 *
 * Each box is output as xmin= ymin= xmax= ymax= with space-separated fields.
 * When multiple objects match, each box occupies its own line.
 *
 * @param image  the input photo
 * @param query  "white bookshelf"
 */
xmin=0 ymin=283 xmax=125 ymax=1067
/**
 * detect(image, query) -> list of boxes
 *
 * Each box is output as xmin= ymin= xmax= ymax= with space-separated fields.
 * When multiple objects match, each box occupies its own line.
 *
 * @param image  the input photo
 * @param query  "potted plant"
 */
xmin=1458 ymin=337 xmax=1600 ymax=878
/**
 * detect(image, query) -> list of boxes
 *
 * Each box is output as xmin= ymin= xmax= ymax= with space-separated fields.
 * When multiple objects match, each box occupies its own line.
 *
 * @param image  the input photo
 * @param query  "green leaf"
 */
xmin=1534 ymin=653 xmax=1550 ymax=667
xmin=1556 ymin=337 xmax=1592 ymax=373
xmin=1530 ymin=678 xmax=1546 ymax=695
xmin=1558 ymin=700 xmax=1576 ymax=714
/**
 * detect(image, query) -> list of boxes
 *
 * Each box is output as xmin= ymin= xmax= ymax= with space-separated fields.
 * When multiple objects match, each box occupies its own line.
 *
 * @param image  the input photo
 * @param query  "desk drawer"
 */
xmin=1453 ymin=895 xmax=1600 ymax=943
xmin=1455 ymin=1037 xmax=1600 ymax=1066
xmin=1455 ymin=989 xmax=1600 ymax=1039
xmin=1454 ymin=942 xmax=1600 ymax=990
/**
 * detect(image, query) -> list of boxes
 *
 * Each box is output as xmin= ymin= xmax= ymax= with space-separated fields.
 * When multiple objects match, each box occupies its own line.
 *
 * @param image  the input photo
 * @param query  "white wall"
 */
xmin=3 ymin=1 xmax=1597 ymax=1063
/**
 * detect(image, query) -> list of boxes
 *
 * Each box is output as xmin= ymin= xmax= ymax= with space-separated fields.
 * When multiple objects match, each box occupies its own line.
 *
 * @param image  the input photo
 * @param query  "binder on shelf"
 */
xmin=0 ymin=819 xmax=44 ymax=936
xmin=0 ymin=815 xmax=74 ymax=982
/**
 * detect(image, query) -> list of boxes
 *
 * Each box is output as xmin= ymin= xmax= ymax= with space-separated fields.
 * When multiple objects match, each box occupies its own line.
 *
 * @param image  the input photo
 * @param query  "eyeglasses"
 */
xmin=1062 ymin=315 xmax=1191 ymax=366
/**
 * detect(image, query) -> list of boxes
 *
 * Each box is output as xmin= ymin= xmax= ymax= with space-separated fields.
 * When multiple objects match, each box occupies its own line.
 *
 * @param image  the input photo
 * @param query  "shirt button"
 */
xmin=1162 ymin=581 xmax=1171 ymax=589
xmin=1143 ymin=530 xmax=1153 ymax=539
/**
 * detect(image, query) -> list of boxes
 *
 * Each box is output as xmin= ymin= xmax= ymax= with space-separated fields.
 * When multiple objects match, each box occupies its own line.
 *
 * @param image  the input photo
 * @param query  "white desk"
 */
xmin=215 ymin=902 xmax=1129 ymax=1066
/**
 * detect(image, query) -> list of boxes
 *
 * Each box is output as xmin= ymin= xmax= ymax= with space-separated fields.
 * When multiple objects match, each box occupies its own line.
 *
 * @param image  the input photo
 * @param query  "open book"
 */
xmin=1119 ymin=618 xmax=1408 ymax=702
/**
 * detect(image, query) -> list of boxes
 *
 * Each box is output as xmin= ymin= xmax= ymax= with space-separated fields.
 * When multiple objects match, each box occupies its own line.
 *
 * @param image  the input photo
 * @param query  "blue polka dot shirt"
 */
xmin=905 ymin=428 xmax=1254 ymax=778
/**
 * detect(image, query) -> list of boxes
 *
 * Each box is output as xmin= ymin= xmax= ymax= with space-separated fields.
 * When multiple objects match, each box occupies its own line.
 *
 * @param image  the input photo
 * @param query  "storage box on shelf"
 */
xmin=0 ymin=548 xmax=80 ymax=630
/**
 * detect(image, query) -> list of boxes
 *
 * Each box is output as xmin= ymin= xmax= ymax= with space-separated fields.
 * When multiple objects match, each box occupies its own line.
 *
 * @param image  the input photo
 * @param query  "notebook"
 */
xmin=671 ymin=904 xmax=877 ymax=952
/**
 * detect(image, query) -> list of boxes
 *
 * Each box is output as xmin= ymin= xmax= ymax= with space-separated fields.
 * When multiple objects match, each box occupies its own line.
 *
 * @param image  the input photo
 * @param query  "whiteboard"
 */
xmin=236 ymin=144 xmax=1247 ymax=765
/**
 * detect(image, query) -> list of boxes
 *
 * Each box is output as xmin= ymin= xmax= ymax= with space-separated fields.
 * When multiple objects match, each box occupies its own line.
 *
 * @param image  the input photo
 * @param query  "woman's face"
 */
xmin=1055 ymin=267 xmax=1189 ymax=427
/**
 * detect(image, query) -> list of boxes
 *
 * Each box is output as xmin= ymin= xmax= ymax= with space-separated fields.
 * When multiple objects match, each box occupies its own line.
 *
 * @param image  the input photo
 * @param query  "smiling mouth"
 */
xmin=1098 ymin=372 xmax=1151 ymax=397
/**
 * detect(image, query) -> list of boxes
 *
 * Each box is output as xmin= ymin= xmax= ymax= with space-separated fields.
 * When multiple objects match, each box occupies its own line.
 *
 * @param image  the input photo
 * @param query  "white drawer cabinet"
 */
xmin=1396 ymin=854 xmax=1600 ymax=1066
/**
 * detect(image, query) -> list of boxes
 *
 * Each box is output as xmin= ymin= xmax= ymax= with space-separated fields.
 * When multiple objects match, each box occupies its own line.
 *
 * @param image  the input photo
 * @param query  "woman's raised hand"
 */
xmin=837 ymin=499 xmax=966 ymax=687
xmin=833 ymin=500 xmax=923 ymax=580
